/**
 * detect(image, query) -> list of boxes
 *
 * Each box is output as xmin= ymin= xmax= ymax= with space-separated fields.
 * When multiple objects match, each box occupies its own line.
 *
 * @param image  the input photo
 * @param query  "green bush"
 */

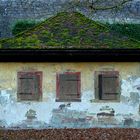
xmin=106 ymin=23 xmax=140 ymax=41
xmin=12 ymin=20 xmax=38 ymax=35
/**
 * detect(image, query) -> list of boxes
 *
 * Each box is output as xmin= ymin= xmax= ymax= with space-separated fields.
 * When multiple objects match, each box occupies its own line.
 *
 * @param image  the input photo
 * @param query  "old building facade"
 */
xmin=0 ymin=61 xmax=140 ymax=128
xmin=0 ymin=11 xmax=140 ymax=129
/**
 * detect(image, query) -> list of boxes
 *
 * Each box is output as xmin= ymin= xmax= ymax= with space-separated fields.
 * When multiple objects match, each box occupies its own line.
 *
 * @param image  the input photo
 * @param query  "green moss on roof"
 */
xmin=0 ymin=12 xmax=140 ymax=49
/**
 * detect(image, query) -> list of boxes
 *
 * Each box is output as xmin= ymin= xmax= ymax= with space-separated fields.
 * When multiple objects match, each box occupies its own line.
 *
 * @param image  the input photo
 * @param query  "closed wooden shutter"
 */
xmin=17 ymin=72 xmax=42 ymax=101
xmin=99 ymin=73 xmax=119 ymax=100
xmin=58 ymin=73 xmax=80 ymax=101
xmin=19 ymin=77 xmax=34 ymax=95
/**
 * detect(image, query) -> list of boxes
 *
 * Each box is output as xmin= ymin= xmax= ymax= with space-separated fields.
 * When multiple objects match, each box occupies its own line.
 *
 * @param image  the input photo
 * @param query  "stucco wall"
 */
xmin=0 ymin=62 xmax=140 ymax=129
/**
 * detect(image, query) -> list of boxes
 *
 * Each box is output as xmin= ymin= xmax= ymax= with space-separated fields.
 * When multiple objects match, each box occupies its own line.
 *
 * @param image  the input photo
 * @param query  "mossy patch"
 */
xmin=0 ymin=12 xmax=140 ymax=49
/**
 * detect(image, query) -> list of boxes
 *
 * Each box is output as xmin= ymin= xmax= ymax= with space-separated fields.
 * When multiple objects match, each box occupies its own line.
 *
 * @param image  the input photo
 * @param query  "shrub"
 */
xmin=106 ymin=23 xmax=140 ymax=41
xmin=12 ymin=20 xmax=38 ymax=35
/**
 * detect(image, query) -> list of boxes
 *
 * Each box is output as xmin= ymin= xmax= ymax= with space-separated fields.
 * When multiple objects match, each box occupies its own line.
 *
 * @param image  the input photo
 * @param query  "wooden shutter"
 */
xmin=17 ymin=72 xmax=42 ymax=101
xmin=58 ymin=73 xmax=80 ymax=101
xmin=99 ymin=73 xmax=119 ymax=100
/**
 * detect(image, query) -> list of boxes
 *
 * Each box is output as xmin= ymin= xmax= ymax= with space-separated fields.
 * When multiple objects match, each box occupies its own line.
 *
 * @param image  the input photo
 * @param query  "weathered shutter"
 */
xmin=32 ymin=74 xmax=40 ymax=100
xmin=18 ymin=72 xmax=41 ymax=101
xmin=99 ymin=74 xmax=119 ymax=100
xmin=19 ymin=77 xmax=34 ymax=95
xmin=59 ymin=73 xmax=80 ymax=101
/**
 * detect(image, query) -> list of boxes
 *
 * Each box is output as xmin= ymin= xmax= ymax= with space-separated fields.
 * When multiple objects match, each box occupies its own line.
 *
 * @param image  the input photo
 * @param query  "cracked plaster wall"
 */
xmin=0 ymin=62 xmax=140 ymax=128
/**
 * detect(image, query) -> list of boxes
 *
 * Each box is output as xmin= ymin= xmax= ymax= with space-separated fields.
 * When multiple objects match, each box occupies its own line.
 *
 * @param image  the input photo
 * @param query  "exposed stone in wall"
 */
xmin=12 ymin=109 xmax=47 ymax=129
xmin=124 ymin=118 xmax=134 ymax=126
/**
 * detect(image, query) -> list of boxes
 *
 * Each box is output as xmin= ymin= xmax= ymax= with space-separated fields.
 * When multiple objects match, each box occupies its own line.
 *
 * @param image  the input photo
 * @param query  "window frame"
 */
xmin=17 ymin=71 xmax=42 ymax=101
xmin=56 ymin=72 xmax=81 ymax=102
xmin=94 ymin=71 xmax=120 ymax=102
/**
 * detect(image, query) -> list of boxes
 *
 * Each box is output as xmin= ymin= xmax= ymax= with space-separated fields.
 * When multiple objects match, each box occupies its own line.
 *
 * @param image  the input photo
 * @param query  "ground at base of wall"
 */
xmin=0 ymin=128 xmax=140 ymax=140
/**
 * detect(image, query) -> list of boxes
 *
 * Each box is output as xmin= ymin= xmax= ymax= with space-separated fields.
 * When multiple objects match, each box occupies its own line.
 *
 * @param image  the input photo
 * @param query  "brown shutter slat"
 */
xmin=19 ymin=78 xmax=34 ymax=94
xmin=18 ymin=72 xmax=42 ymax=101
xmin=59 ymin=74 xmax=80 ymax=101
xmin=98 ymin=74 xmax=103 ymax=100
xmin=99 ymin=74 xmax=119 ymax=100
xmin=19 ymin=75 xmax=35 ymax=100
xmin=34 ymin=75 xmax=40 ymax=100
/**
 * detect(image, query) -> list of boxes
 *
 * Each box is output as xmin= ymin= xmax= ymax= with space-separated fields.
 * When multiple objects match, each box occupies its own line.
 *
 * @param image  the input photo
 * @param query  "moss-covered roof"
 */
xmin=0 ymin=12 xmax=140 ymax=49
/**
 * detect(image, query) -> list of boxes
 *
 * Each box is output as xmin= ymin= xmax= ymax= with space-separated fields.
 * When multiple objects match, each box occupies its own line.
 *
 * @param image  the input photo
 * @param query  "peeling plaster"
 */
xmin=0 ymin=78 xmax=140 ymax=129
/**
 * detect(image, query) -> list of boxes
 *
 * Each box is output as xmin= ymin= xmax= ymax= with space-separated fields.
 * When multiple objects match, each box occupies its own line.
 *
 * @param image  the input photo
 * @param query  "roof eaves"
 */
xmin=0 ymin=49 xmax=139 ymax=62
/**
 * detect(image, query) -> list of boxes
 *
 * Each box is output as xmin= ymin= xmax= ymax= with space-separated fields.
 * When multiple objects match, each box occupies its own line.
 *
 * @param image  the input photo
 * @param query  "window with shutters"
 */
xmin=56 ymin=72 xmax=81 ymax=102
xmin=17 ymin=71 xmax=42 ymax=101
xmin=95 ymin=71 xmax=120 ymax=101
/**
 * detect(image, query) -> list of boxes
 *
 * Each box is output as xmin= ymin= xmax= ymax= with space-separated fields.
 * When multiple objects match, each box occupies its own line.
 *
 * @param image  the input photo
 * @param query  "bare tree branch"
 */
xmin=89 ymin=0 xmax=133 ymax=11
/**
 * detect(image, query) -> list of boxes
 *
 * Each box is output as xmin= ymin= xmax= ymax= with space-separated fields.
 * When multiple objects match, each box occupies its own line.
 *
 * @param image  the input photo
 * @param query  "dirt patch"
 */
xmin=0 ymin=128 xmax=140 ymax=140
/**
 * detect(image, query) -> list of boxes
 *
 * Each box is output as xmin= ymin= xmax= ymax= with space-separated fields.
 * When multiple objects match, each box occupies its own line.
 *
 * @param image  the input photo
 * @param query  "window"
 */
xmin=56 ymin=72 xmax=81 ymax=102
xmin=17 ymin=71 xmax=42 ymax=101
xmin=95 ymin=71 xmax=120 ymax=101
